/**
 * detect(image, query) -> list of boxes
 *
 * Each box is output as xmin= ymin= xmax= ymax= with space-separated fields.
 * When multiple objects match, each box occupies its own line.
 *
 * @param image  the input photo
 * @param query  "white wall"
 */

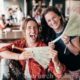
xmin=0 ymin=0 xmax=4 ymax=15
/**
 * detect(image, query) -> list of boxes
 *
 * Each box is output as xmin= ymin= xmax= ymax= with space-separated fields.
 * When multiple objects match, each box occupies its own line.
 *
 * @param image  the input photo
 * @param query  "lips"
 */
xmin=30 ymin=35 xmax=36 ymax=39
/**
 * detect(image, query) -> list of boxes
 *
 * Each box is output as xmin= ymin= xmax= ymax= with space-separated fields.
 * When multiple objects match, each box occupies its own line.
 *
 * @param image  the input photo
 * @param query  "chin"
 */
xmin=54 ymin=25 xmax=59 ymax=29
xmin=30 ymin=39 xmax=36 ymax=43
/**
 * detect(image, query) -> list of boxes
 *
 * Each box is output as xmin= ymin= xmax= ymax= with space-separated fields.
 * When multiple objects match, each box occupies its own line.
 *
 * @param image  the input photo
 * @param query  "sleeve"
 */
xmin=48 ymin=60 xmax=66 ymax=79
xmin=0 ymin=39 xmax=25 ymax=52
xmin=70 ymin=36 xmax=77 ymax=42
xmin=0 ymin=43 xmax=13 ymax=52
xmin=0 ymin=39 xmax=26 ymax=70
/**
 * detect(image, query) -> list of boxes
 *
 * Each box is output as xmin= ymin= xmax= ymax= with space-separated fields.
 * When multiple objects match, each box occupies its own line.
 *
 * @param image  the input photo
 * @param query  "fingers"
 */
xmin=49 ymin=49 xmax=58 ymax=56
xmin=48 ymin=41 xmax=58 ymax=58
xmin=49 ymin=46 xmax=58 ymax=57
xmin=49 ymin=48 xmax=58 ymax=62
xmin=20 ymin=51 xmax=33 ymax=60
xmin=48 ymin=41 xmax=55 ymax=49
xmin=61 ymin=35 xmax=70 ymax=44
xmin=24 ymin=51 xmax=33 ymax=58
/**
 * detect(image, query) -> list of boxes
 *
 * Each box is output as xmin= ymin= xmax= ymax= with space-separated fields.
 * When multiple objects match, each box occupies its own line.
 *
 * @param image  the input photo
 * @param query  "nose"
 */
xmin=51 ymin=17 xmax=57 ymax=24
xmin=31 ymin=28 xmax=35 ymax=33
xmin=51 ymin=19 xmax=55 ymax=25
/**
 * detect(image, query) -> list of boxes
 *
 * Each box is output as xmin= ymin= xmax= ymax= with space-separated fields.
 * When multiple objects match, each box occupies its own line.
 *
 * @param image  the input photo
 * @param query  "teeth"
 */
xmin=30 ymin=35 xmax=35 ymax=38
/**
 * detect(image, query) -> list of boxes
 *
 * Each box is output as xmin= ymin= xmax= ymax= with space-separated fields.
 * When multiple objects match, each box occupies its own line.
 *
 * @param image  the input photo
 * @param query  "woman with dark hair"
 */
xmin=41 ymin=6 xmax=80 ymax=79
xmin=41 ymin=6 xmax=65 ymax=44
xmin=0 ymin=18 xmax=65 ymax=80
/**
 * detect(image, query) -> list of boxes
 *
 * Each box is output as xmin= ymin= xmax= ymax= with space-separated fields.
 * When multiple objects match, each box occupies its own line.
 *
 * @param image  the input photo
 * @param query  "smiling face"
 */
xmin=25 ymin=20 xmax=39 ymax=43
xmin=44 ymin=11 xmax=61 ymax=32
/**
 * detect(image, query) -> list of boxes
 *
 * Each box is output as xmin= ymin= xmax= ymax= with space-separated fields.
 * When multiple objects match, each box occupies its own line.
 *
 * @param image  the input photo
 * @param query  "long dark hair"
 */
xmin=43 ymin=6 xmax=64 ymax=24
xmin=41 ymin=6 xmax=65 ymax=44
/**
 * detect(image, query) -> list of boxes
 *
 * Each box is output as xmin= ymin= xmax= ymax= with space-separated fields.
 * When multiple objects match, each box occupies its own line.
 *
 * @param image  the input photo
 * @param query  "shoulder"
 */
xmin=12 ymin=38 xmax=26 ymax=47
xmin=13 ymin=38 xmax=26 ymax=44
xmin=37 ymin=40 xmax=47 ymax=46
xmin=0 ymin=38 xmax=26 ymax=51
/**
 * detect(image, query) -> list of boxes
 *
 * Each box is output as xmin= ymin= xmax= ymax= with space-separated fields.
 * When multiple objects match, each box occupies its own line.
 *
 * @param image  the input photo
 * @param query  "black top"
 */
xmin=55 ymin=31 xmax=80 ymax=71
xmin=41 ymin=25 xmax=80 ymax=71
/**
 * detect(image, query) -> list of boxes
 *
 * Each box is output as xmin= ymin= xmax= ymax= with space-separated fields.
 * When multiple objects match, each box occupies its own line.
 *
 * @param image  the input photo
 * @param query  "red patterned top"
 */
xmin=0 ymin=39 xmax=65 ymax=79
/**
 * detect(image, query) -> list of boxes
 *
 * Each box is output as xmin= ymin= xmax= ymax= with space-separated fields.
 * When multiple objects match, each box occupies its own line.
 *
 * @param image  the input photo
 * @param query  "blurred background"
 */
xmin=0 ymin=0 xmax=80 ymax=43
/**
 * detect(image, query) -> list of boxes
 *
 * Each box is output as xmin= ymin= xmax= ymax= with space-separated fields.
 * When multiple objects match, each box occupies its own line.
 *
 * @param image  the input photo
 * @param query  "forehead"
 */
xmin=27 ymin=20 xmax=37 ymax=26
xmin=45 ymin=11 xmax=58 ymax=18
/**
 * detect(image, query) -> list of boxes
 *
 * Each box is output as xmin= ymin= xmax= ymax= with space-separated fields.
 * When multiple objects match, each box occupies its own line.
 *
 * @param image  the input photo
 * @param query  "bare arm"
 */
xmin=66 ymin=37 xmax=80 ymax=55
xmin=0 ymin=50 xmax=20 ymax=60
xmin=62 ymin=36 xmax=80 ymax=55
xmin=0 ymin=50 xmax=32 ymax=60
xmin=48 ymin=47 xmax=65 ymax=79
xmin=51 ymin=49 xmax=65 ymax=74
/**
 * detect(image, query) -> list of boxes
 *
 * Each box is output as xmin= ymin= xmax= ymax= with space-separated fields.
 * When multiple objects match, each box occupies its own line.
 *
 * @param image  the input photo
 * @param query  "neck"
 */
xmin=54 ymin=26 xmax=64 ymax=33
xmin=26 ymin=39 xmax=38 ymax=47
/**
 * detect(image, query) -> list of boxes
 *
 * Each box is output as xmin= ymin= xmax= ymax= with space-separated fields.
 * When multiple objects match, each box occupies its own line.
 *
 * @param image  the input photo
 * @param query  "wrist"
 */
xmin=17 ymin=54 xmax=20 ymax=60
xmin=54 ymin=61 xmax=62 ymax=73
xmin=52 ymin=56 xmax=59 ymax=63
xmin=65 ymin=40 xmax=71 ymax=45
xmin=56 ymin=62 xmax=61 ymax=72
xmin=54 ymin=60 xmax=60 ymax=66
